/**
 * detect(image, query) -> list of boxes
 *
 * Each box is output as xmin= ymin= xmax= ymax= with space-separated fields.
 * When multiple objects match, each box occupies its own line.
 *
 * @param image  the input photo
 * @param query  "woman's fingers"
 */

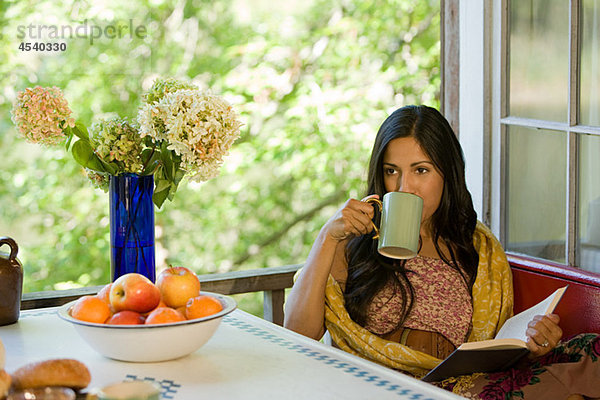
xmin=341 ymin=205 xmax=374 ymax=235
xmin=526 ymin=314 xmax=562 ymax=357
xmin=327 ymin=198 xmax=378 ymax=240
xmin=346 ymin=213 xmax=374 ymax=235
xmin=533 ymin=314 xmax=562 ymax=346
xmin=352 ymin=198 xmax=376 ymax=213
xmin=527 ymin=319 xmax=556 ymax=347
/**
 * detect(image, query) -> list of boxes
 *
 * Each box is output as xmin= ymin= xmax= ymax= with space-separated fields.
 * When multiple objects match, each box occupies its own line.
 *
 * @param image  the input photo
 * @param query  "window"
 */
xmin=498 ymin=0 xmax=600 ymax=271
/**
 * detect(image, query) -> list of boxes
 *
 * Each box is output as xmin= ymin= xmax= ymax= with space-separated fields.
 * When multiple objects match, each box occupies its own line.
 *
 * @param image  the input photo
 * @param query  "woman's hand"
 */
xmin=525 ymin=314 xmax=562 ymax=358
xmin=324 ymin=195 xmax=379 ymax=242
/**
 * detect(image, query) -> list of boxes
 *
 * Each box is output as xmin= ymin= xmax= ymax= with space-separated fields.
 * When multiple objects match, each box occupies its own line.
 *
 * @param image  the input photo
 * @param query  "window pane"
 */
xmin=506 ymin=126 xmax=566 ymax=262
xmin=509 ymin=0 xmax=569 ymax=122
xmin=579 ymin=134 xmax=600 ymax=272
xmin=581 ymin=0 xmax=600 ymax=126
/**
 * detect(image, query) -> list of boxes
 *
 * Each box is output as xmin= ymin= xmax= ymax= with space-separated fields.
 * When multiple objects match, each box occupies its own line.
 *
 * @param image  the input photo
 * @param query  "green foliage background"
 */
xmin=0 ymin=0 xmax=439 ymax=314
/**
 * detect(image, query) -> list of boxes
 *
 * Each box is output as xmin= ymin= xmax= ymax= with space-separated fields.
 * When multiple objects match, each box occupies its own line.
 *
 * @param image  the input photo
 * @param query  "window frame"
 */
xmin=466 ymin=0 xmax=600 ymax=269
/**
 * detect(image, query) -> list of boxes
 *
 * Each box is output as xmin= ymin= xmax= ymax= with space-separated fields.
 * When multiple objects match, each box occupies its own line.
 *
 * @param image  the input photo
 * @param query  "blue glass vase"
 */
xmin=109 ymin=174 xmax=156 ymax=282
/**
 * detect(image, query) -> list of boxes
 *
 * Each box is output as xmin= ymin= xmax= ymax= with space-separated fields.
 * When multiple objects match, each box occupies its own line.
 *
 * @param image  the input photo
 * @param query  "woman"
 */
xmin=284 ymin=105 xmax=599 ymax=399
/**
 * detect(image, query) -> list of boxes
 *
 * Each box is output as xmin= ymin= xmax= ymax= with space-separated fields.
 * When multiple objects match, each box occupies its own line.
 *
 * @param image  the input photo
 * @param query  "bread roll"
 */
xmin=0 ymin=369 xmax=10 ymax=399
xmin=11 ymin=359 xmax=90 ymax=390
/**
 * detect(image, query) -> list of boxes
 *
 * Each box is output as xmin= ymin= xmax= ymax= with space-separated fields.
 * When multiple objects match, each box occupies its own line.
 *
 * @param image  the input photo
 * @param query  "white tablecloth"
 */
xmin=1 ymin=308 xmax=462 ymax=399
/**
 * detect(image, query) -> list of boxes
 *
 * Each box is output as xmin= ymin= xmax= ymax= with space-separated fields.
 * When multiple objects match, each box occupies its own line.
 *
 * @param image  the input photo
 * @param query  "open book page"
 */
xmin=494 ymin=286 xmax=568 ymax=342
xmin=458 ymin=337 xmax=526 ymax=350
xmin=422 ymin=286 xmax=568 ymax=382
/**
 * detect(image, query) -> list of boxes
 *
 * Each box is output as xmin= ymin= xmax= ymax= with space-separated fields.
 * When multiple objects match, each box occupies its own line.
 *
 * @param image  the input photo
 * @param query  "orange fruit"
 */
xmin=71 ymin=295 xmax=112 ymax=323
xmin=145 ymin=307 xmax=186 ymax=325
xmin=143 ymin=299 xmax=168 ymax=317
xmin=175 ymin=305 xmax=187 ymax=316
xmin=185 ymin=295 xmax=223 ymax=320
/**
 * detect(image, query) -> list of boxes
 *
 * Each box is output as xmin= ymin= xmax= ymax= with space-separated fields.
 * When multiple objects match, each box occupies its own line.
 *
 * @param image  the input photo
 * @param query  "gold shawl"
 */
xmin=324 ymin=221 xmax=514 ymax=377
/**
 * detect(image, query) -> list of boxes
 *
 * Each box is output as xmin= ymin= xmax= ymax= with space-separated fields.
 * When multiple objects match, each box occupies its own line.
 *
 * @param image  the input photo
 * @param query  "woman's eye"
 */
xmin=416 ymin=167 xmax=428 ymax=174
xmin=385 ymin=168 xmax=397 ymax=175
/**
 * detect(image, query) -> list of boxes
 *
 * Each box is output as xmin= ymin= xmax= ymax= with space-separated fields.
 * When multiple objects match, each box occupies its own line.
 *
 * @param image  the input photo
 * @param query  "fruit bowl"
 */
xmin=58 ymin=291 xmax=236 ymax=362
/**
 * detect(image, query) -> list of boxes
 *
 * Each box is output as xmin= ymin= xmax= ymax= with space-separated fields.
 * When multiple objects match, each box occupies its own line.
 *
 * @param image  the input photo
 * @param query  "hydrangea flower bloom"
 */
xmin=11 ymin=86 xmax=75 ymax=145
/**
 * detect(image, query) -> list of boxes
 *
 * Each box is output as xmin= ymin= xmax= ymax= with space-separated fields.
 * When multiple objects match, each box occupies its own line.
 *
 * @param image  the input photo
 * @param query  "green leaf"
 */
xmin=144 ymin=159 xmax=161 ymax=175
xmin=154 ymin=178 xmax=171 ymax=193
xmin=141 ymin=148 xmax=161 ymax=175
xmin=152 ymin=186 xmax=170 ymax=208
xmin=74 ymin=121 xmax=90 ymax=139
xmin=99 ymin=160 xmax=118 ymax=175
xmin=71 ymin=140 xmax=105 ymax=173
xmin=173 ymin=167 xmax=185 ymax=186
xmin=64 ymin=131 xmax=73 ymax=151
xmin=141 ymin=148 xmax=153 ymax=163
xmin=160 ymin=143 xmax=173 ymax=180
xmin=143 ymin=136 xmax=154 ymax=147
xmin=167 ymin=182 xmax=177 ymax=200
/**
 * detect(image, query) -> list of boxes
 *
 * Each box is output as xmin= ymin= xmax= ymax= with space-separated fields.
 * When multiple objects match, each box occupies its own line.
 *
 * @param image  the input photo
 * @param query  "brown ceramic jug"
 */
xmin=0 ymin=237 xmax=23 ymax=325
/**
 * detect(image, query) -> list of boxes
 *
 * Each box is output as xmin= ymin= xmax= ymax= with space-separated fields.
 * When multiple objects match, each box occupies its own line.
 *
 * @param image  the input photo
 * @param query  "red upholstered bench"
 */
xmin=509 ymin=254 xmax=600 ymax=338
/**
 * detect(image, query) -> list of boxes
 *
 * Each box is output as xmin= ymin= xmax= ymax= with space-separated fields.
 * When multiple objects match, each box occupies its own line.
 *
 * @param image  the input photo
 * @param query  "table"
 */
xmin=0 ymin=307 xmax=462 ymax=399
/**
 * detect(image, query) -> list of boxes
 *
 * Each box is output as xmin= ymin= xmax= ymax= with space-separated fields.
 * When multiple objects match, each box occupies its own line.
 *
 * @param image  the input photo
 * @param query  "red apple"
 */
xmin=106 ymin=310 xmax=146 ymax=325
xmin=109 ymin=273 xmax=161 ymax=313
xmin=155 ymin=266 xmax=201 ymax=308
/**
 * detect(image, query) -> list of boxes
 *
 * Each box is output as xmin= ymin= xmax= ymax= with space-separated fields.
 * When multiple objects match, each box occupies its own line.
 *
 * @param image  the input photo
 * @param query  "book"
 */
xmin=422 ymin=285 xmax=568 ymax=383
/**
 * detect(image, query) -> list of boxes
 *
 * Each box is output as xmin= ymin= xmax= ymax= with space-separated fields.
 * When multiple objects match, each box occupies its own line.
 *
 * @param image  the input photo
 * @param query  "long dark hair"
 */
xmin=344 ymin=105 xmax=479 ymax=328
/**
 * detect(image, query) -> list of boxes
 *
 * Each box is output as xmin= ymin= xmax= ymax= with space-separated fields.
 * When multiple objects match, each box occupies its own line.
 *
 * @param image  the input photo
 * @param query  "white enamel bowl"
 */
xmin=58 ymin=291 xmax=236 ymax=362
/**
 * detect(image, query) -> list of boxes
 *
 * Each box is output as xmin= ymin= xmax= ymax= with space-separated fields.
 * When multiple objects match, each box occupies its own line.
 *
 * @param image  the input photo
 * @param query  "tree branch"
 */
xmin=233 ymin=190 xmax=347 ymax=266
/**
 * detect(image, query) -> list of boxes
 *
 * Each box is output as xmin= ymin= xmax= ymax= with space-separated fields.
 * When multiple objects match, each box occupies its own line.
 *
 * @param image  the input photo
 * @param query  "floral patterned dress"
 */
xmin=448 ymin=333 xmax=600 ymax=399
xmin=364 ymin=255 xmax=472 ymax=350
xmin=364 ymin=256 xmax=600 ymax=399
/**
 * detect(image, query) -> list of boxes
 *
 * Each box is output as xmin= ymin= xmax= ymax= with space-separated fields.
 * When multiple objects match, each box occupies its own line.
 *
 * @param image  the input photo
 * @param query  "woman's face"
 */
xmin=382 ymin=136 xmax=444 ymax=233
